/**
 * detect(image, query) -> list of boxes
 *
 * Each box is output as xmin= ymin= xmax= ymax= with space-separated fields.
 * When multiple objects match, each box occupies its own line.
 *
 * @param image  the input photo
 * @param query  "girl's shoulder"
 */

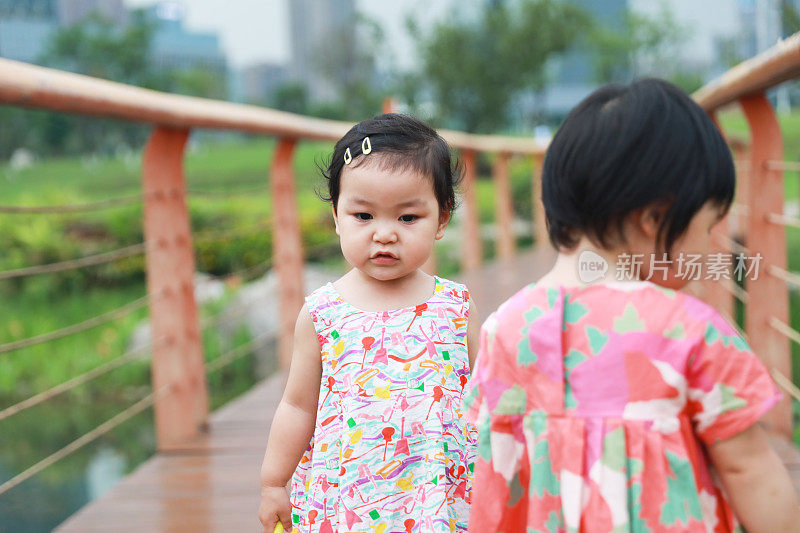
xmin=431 ymin=275 xmax=471 ymax=307
xmin=488 ymin=280 xmax=737 ymax=343
xmin=303 ymin=282 xmax=343 ymax=316
xmin=587 ymin=281 xmax=741 ymax=341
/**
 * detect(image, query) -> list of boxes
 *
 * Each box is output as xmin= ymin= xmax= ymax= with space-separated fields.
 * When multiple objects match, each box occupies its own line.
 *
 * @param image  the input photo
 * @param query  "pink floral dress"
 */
xmin=290 ymin=277 xmax=477 ymax=532
xmin=464 ymin=281 xmax=781 ymax=532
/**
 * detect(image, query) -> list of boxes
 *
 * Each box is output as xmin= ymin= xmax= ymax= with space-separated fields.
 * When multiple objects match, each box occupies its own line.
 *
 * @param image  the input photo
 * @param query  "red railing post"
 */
xmin=382 ymin=97 xmax=397 ymax=114
xmin=731 ymin=140 xmax=751 ymax=240
xmin=532 ymin=154 xmax=549 ymax=247
xmin=493 ymin=152 xmax=516 ymax=260
xmin=271 ymin=138 xmax=304 ymax=370
xmin=701 ymin=110 xmax=733 ymax=313
xmin=461 ymin=150 xmax=482 ymax=271
xmin=704 ymin=218 xmax=734 ymax=318
xmin=739 ymin=93 xmax=792 ymax=438
xmin=142 ymin=126 xmax=209 ymax=450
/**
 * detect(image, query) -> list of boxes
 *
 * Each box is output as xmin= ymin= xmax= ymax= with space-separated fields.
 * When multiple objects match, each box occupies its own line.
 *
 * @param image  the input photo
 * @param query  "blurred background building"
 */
xmin=288 ymin=0 xmax=355 ymax=102
xmin=0 ymin=0 xmax=225 ymax=84
xmin=142 ymin=2 xmax=225 ymax=75
xmin=0 ymin=0 xmax=128 ymax=64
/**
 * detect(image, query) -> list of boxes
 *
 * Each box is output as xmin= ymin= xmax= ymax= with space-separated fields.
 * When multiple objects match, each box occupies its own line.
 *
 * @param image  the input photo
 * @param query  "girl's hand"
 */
xmin=258 ymin=484 xmax=292 ymax=533
xmin=258 ymin=306 xmax=320 ymax=532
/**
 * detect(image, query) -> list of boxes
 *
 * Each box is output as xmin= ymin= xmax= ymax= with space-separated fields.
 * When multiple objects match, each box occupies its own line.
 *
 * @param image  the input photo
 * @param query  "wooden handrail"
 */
xmin=694 ymin=32 xmax=800 ymax=111
xmin=0 ymin=57 xmax=543 ymax=155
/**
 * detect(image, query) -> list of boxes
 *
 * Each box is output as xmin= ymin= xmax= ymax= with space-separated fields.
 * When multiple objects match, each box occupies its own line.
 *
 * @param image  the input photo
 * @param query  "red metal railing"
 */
xmin=694 ymin=32 xmax=800 ymax=439
xmin=0 ymin=57 xmax=546 ymax=454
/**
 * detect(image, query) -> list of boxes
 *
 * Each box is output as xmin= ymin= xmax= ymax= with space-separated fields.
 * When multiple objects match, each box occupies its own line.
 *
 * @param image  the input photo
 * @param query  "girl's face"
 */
xmin=333 ymin=156 xmax=448 ymax=283
xmin=632 ymin=201 xmax=725 ymax=289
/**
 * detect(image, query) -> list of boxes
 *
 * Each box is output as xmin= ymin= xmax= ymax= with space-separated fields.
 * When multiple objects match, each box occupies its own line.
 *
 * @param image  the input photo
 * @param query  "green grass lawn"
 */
xmin=0 ymin=137 xmax=334 ymax=204
xmin=718 ymin=109 xmax=800 ymax=201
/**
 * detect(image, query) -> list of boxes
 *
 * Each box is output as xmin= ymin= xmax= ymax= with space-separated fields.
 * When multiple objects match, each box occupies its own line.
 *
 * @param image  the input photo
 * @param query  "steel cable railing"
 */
xmin=0 ymin=293 xmax=156 ymax=356
xmin=0 ymin=194 xmax=144 ymax=214
xmin=0 ymin=243 xmax=147 ymax=281
xmin=0 ymin=385 xmax=171 ymax=497
xmin=0 ymin=337 xmax=166 ymax=422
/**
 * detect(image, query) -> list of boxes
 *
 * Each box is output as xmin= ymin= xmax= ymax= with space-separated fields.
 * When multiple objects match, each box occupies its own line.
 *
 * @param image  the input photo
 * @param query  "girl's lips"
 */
xmin=371 ymin=252 xmax=398 ymax=264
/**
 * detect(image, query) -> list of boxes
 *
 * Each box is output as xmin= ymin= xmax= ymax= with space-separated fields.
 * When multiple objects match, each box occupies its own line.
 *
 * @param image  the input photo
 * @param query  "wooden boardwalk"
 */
xmin=56 ymin=372 xmax=285 ymax=532
xmin=56 ymin=247 xmax=800 ymax=531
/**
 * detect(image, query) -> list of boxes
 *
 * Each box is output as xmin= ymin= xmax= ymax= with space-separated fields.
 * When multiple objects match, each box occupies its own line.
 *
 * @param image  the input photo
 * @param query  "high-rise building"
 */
xmin=539 ymin=0 xmax=742 ymax=117
xmin=0 ymin=0 xmax=59 ymax=63
xmin=0 ymin=0 xmax=126 ymax=63
xmin=289 ymin=0 xmax=356 ymax=101
xmin=241 ymin=62 xmax=290 ymax=105
xmin=540 ymin=0 xmax=629 ymax=117
xmin=143 ymin=2 xmax=226 ymax=75
xmin=0 ymin=0 xmax=227 ymax=94
xmin=57 ymin=0 xmax=128 ymax=27
xmin=0 ymin=0 xmax=57 ymax=19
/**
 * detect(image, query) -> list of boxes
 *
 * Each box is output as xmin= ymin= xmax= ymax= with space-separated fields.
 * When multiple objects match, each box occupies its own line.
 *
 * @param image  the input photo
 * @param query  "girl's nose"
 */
xmin=373 ymin=223 xmax=398 ymax=243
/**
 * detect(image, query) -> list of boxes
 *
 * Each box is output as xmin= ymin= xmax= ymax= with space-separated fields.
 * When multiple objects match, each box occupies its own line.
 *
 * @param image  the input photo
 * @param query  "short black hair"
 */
xmin=322 ymin=113 xmax=461 ymax=215
xmin=542 ymin=78 xmax=735 ymax=254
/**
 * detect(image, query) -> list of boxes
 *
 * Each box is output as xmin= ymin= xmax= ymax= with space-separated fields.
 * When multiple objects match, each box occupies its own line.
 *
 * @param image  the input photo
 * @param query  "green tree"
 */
xmin=168 ymin=67 xmax=227 ymax=100
xmin=31 ymin=11 xmax=159 ymax=155
xmin=271 ymin=82 xmax=310 ymax=115
xmin=40 ymin=10 xmax=157 ymax=88
xmin=717 ymin=35 xmax=745 ymax=70
xmin=589 ymin=6 xmax=693 ymax=86
xmin=42 ymin=10 xmax=227 ymax=98
xmin=415 ymin=0 xmax=589 ymax=132
xmin=782 ymin=0 xmax=800 ymax=35
xmin=20 ymin=9 xmax=227 ymax=156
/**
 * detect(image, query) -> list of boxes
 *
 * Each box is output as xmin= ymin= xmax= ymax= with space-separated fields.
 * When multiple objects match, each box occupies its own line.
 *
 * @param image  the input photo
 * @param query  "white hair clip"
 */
xmin=362 ymin=136 xmax=372 ymax=155
xmin=344 ymin=147 xmax=352 ymax=165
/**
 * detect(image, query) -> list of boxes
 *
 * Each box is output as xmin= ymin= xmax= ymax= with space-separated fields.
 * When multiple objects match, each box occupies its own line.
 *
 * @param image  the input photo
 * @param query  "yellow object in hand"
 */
xmin=274 ymin=523 xmax=298 ymax=533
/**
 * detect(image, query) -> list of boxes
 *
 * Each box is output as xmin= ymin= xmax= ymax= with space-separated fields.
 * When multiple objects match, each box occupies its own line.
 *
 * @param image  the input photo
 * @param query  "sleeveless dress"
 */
xmin=290 ymin=276 xmax=477 ymax=533
xmin=465 ymin=281 xmax=781 ymax=532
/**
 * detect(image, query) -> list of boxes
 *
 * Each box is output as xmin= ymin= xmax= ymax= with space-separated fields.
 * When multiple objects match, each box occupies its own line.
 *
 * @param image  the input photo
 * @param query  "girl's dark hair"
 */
xmin=542 ymin=78 xmax=735 ymax=255
xmin=322 ymin=113 xmax=461 ymax=215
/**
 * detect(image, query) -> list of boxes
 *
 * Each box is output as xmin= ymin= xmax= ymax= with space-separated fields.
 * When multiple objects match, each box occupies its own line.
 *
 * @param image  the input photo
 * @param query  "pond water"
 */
xmin=0 ymin=350 xmax=265 ymax=533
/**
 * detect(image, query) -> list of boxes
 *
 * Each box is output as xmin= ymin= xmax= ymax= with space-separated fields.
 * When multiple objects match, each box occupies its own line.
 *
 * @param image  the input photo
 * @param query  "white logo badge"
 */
xmin=577 ymin=250 xmax=608 ymax=283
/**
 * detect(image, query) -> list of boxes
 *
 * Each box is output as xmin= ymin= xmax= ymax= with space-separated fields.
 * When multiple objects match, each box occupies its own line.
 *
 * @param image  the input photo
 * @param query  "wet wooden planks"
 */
xmin=56 ymin=372 xmax=287 ymax=532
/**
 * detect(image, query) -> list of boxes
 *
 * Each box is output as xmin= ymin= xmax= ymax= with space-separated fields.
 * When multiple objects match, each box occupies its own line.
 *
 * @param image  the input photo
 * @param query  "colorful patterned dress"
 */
xmin=290 ymin=276 xmax=477 ymax=533
xmin=464 ymin=281 xmax=781 ymax=533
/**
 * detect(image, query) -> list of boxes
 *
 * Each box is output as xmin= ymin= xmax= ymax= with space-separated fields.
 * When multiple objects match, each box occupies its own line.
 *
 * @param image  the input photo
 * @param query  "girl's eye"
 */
xmin=399 ymin=214 xmax=417 ymax=223
xmin=355 ymin=213 xmax=372 ymax=221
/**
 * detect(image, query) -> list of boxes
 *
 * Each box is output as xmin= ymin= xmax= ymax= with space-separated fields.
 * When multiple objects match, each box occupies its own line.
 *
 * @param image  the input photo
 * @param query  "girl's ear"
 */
xmin=435 ymin=212 xmax=450 ymax=240
xmin=635 ymin=203 xmax=668 ymax=239
xmin=332 ymin=207 xmax=340 ymax=236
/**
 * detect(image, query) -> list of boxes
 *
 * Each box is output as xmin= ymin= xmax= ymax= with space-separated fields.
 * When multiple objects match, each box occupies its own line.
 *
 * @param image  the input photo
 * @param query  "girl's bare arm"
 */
xmin=466 ymin=299 xmax=479 ymax=371
xmin=258 ymin=305 xmax=322 ymax=532
xmin=708 ymin=423 xmax=800 ymax=533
